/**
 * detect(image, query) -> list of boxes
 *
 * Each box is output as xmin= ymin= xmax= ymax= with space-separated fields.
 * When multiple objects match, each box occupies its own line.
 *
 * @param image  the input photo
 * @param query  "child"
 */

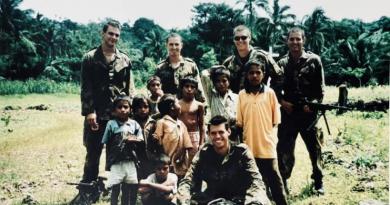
xmin=201 ymin=65 xmax=239 ymax=142
xmin=154 ymin=94 xmax=193 ymax=181
xmin=236 ymin=60 xmax=287 ymax=205
xmin=101 ymin=96 xmax=144 ymax=205
xmin=146 ymin=75 xmax=164 ymax=117
xmin=138 ymin=154 xmax=178 ymax=205
xmin=178 ymin=76 xmax=205 ymax=163
xmin=132 ymin=94 xmax=159 ymax=180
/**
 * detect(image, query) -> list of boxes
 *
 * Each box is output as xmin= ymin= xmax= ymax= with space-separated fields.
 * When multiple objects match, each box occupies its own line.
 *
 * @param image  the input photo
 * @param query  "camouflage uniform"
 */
xmin=177 ymin=141 xmax=271 ymax=205
xmin=276 ymin=51 xmax=325 ymax=183
xmin=80 ymin=45 xmax=135 ymax=182
xmin=155 ymin=57 xmax=206 ymax=103
xmin=222 ymin=46 xmax=284 ymax=100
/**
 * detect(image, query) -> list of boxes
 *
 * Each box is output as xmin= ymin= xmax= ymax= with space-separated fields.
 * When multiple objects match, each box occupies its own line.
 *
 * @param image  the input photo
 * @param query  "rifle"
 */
xmin=67 ymin=176 xmax=109 ymax=205
xmin=297 ymin=96 xmax=352 ymax=135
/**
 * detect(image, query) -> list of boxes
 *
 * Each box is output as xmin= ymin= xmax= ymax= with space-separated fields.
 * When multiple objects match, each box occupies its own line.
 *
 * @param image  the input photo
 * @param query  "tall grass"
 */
xmin=0 ymin=79 xmax=80 ymax=95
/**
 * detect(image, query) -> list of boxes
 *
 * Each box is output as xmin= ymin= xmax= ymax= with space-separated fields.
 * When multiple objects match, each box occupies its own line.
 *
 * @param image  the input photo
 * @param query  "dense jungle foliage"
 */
xmin=1 ymin=0 xmax=389 ymax=88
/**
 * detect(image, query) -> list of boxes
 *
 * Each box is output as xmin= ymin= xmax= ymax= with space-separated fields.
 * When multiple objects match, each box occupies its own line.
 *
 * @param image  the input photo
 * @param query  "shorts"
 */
xmin=109 ymin=161 xmax=138 ymax=185
xmin=188 ymin=131 xmax=200 ymax=157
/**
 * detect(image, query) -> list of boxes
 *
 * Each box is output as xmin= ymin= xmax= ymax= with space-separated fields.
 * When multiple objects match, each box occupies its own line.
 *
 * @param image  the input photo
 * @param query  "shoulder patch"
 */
xmin=86 ymin=46 xmax=98 ymax=53
xmin=222 ymin=55 xmax=234 ymax=64
xmin=236 ymin=143 xmax=249 ymax=149
xmin=118 ymin=49 xmax=129 ymax=57
xmin=257 ymin=49 xmax=269 ymax=56
xmin=184 ymin=58 xmax=195 ymax=63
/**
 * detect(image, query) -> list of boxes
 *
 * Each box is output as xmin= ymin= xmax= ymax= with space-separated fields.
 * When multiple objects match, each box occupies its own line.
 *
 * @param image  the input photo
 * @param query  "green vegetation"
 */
xmin=0 ymin=87 xmax=388 ymax=204
xmin=0 ymin=79 xmax=80 ymax=95
xmin=1 ymin=0 xmax=389 ymax=89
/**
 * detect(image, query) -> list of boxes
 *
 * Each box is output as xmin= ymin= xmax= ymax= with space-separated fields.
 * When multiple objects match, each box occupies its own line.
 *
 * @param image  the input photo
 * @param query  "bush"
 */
xmin=0 ymin=79 xmax=80 ymax=95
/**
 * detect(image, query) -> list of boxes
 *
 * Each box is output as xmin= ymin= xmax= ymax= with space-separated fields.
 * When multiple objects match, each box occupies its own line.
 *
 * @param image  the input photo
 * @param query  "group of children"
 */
xmin=101 ymin=59 xmax=286 ymax=204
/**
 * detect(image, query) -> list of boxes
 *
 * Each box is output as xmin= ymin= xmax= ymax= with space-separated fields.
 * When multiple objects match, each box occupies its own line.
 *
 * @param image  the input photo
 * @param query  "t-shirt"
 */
xmin=236 ymin=84 xmax=281 ymax=159
xmin=146 ymin=173 xmax=178 ymax=194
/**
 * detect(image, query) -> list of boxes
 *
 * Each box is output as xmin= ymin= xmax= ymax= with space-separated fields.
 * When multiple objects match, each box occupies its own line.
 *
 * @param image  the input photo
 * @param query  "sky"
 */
xmin=19 ymin=0 xmax=390 ymax=29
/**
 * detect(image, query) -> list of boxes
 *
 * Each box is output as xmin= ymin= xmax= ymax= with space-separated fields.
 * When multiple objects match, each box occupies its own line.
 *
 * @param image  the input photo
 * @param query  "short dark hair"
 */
xmin=166 ymin=33 xmax=182 ymax=43
xmin=158 ymin=94 xmax=176 ymax=116
xmin=207 ymin=115 xmax=230 ymax=133
xmin=147 ymin=75 xmax=161 ymax=87
xmin=210 ymin=65 xmax=231 ymax=83
xmin=154 ymin=154 xmax=171 ymax=166
xmin=287 ymin=27 xmax=305 ymax=39
xmin=113 ymin=95 xmax=131 ymax=109
xmin=245 ymin=60 xmax=265 ymax=73
xmin=103 ymin=21 xmax=121 ymax=32
xmin=179 ymin=76 xmax=198 ymax=91
xmin=131 ymin=94 xmax=152 ymax=115
xmin=243 ymin=60 xmax=265 ymax=93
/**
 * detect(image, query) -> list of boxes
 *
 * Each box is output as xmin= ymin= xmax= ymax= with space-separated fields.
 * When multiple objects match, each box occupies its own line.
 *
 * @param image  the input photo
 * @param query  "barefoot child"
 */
xmin=138 ymin=154 xmax=178 ymax=205
xmin=178 ymin=76 xmax=205 ymax=163
xmin=154 ymin=94 xmax=193 ymax=181
xmin=236 ymin=60 xmax=287 ymax=205
xmin=101 ymin=96 xmax=144 ymax=205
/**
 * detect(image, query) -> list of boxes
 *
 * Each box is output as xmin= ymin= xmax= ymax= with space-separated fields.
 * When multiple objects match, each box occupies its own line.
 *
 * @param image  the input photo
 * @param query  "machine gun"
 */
xmin=297 ymin=96 xmax=353 ymax=135
xmin=67 ymin=176 xmax=110 ymax=205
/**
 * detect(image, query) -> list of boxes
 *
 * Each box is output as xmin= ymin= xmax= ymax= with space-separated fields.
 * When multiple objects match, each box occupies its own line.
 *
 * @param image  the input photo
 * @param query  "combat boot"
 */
xmin=314 ymin=180 xmax=325 ymax=195
xmin=283 ymin=178 xmax=290 ymax=195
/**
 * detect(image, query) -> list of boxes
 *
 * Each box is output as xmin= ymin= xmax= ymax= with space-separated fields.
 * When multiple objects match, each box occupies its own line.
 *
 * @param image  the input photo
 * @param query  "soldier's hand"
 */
xmin=303 ymin=105 xmax=313 ymax=113
xmin=280 ymin=99 xmax=293 ymax=115
xmin=86 ymin=113 xmax=97 ymax=125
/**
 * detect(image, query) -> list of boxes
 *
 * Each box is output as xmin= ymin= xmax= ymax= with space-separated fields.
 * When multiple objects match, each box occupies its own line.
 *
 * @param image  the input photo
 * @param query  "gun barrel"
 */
xmin=306 ymin=102 xmax=353 ymax=111
xmin=67 ymin=182 xmax=94 ymax=186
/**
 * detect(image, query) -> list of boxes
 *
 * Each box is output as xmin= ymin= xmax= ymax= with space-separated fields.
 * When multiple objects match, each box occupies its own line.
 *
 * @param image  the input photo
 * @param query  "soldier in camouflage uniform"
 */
xmin=222 ymin=25 xmax=284 ymax=100
xmin=177 ymin=116 xmax=271 ymax=205
xmin=155 ymin=33 xmax=205 ymax=103
xmin=276 ymin=27 xmax=325 ymax=195
xmin=80 ymin=21 xmax=135 ymax=183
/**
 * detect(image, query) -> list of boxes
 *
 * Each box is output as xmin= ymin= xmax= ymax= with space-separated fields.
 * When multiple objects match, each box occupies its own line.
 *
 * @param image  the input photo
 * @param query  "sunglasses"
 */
xmin=234 ymin=36 xmax=248 ymax=41
xmin=107 ymin=32 xmax=120 ymax=37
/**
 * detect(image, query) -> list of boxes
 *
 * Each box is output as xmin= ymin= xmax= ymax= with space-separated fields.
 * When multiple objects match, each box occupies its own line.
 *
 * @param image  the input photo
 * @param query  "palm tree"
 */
xmin=252 ymin=0 xmax=295 ymax=52
xmin=236 ymin=0 xmax=269 ymax=32
xmin=144 ymin=29 xmax=167 ymax=63
xmin=0 ymin=0 xmax=34 ymax=39
xmin=301 ymin=7 xmax=335 ymax=55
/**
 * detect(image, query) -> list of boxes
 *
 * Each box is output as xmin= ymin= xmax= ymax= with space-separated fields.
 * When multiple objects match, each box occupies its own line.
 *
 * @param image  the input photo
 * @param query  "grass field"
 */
xmin=0 ymin=87 xmax=388 ymax=205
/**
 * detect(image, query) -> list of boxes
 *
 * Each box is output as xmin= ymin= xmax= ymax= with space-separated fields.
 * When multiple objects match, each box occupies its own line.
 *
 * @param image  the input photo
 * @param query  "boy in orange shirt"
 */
xmin=178 ymin=76 xmax=205 ymax=164
xmin=154 ymin=94 xmax=193 ymax=181
xmin=236 ymin=60 xmax=287 ymax=205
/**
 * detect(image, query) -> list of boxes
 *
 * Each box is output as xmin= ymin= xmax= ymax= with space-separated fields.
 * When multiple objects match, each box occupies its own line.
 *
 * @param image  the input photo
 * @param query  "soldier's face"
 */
xmin=115 ymin=100 xmax=130 ymax=121
xmin=287 ymin=31 xmax=306 ymax=53
xmin=207 ymin=123 xmax=231 ymax=151
xmin=166 ymin=37 xmax=183 ymax=57
xmin=233 ymin=30 xmax=251 ymax=52
xmin=102 ymin=26 xmax=120 ymax=48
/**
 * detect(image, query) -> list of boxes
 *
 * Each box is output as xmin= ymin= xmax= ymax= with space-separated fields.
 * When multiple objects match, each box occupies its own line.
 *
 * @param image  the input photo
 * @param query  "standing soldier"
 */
xmin=276 ymin=27 xmax=325 ymax=195
xmin=222 ymin=25 xmax=284 ymax=99
xmin=155 ymin=33 xmax=205 ymax=103
xmin=80 ymin=20 xmax=135 ymax=183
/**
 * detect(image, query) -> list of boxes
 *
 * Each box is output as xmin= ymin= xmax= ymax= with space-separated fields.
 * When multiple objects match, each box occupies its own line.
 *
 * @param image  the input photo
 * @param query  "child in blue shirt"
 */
xmin=102 ymin=96 xmax=144 ymax=205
